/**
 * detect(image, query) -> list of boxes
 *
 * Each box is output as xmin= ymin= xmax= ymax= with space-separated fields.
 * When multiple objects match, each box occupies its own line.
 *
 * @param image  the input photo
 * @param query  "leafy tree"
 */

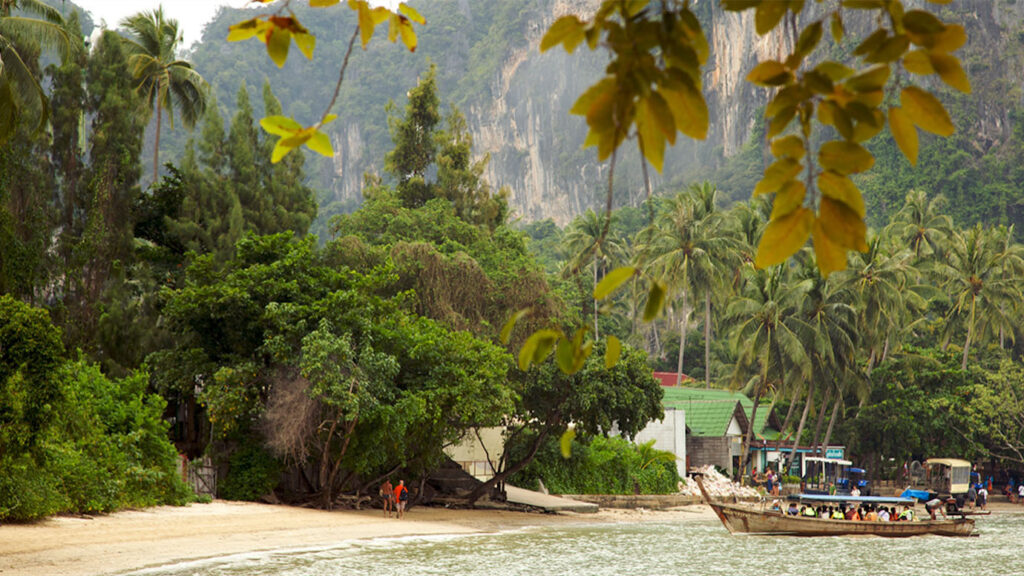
xmin=0 ymin=0 xmax=73 ymax=142
xmin=120 ymin=7 xmax=208 ymax=183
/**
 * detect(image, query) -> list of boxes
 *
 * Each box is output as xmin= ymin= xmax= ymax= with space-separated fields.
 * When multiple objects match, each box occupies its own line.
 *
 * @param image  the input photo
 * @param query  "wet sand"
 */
xmin=0 ymin=500 xmax=717 ymax=576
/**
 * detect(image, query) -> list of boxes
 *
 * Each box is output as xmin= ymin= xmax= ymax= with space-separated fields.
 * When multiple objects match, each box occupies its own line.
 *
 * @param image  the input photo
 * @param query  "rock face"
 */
xmin=192 ymin=0 xmax=1023 ymax=228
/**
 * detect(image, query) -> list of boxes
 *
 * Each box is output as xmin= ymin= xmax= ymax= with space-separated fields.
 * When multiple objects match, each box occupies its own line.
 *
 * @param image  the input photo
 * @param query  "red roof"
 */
xmin=653 ymin=371 xmax=693 ymax=387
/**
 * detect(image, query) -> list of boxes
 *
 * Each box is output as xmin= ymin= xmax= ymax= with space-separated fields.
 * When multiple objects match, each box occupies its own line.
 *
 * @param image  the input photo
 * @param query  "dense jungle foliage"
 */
xmin=2 ymin=0 xmax=1024 ymax=519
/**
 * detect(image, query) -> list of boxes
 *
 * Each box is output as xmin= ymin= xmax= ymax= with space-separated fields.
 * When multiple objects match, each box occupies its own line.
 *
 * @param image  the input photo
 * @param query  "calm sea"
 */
xmin=130 ymin=512 xmax=1024 ymax=576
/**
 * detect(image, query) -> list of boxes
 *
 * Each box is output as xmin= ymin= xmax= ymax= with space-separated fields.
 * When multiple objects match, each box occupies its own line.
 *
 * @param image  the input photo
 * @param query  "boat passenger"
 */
xmin=877 ymin=507 xmax=890 ymax=521
xmin=801 ymin=505 xmax=817 ymax=517
xmin=769 ymin=499 xmax=782 ymax=512
xmin=864 ymin=505 xmax=879 ymax=521
xmin=787 ymin=502 xmax=799 ymax=516
xmin=898 ymin=506 xmax=915 ymax=521
xmin=845 ymin=506 xmax=860 ymax=521
xmin=831 ymin=507 xmax=845 ymax=520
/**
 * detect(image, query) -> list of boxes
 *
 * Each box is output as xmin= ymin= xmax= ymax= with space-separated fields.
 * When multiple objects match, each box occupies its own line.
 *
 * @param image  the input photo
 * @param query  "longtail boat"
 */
xmin=694 ymin=476 xmax=975 ymax=537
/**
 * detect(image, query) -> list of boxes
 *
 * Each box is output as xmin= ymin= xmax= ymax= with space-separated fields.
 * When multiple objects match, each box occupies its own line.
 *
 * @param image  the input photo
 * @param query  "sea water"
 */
xmin=130 ymin=512 xmax=1024 ymax=576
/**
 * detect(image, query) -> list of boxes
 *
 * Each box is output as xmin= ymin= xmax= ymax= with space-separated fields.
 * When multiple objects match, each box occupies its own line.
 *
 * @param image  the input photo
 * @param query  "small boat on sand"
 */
xmin=694 ymin=476 xmax=975 ymax=537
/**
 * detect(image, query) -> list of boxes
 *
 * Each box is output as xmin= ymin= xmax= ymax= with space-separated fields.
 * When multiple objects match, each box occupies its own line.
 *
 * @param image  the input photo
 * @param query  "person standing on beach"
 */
xmin=395 ymin=480 xmax=409 ymax=519
xmin=380 ymin=479 xmax=394 ymax=518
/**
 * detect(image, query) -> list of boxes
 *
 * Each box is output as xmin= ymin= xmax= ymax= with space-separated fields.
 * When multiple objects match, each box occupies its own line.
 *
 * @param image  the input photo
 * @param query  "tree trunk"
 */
xmin=152 ymin=93 xmax=163 ymax=184
xmin=881 ymin=337 xmax=891 ymax=365
xmin=675 ymin=291 xmax=688 ymax=386
xmin=787 ymin=387 xmax=814 ymax=467
xmin=778 ymin=385 xmax=801 ymax=439
xmin=809 ymin=386 xmax=831 ymax=457
xmin=592 ymin=256 xmax=599 ymax=340
xmin=704 ymin=292 xmax=712 ymax=388
xmin=820 ymin=392 xmax=843 ymax=457
xmin=466 ymin=428 xmax=551 ymax=504
xmin=962 ymin=296 xmax=976 ymax=371
xmin=738 ymin=374 xmax=763 ymax=482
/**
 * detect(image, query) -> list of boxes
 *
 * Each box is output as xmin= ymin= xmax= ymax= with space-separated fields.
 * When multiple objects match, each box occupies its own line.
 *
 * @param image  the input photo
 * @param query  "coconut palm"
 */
xmin=941 ymin=224 xmax=1024 ymax=370
xmin=886 ymin=189 xmax=953 ymax=262
xmin=641 ymin=188 xmax=741 ymax=386
xmin=726 ymin=264 xmax=812 ymax=478
xmin=563 ymin=208 xmax=623 ymax=339
xmin=0 ymin=0 xmax=73 ymax=142
xmin=120 ymin=7 xmax=208 ymax=183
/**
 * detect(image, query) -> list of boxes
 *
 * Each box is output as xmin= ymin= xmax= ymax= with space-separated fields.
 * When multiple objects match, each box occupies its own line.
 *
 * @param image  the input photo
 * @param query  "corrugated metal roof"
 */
xmin=661 ymin=387 xmax=780 ymax=440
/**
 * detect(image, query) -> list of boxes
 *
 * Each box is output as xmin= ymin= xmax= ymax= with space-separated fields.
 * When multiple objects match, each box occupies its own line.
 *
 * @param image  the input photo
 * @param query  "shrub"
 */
xmin=219 ymin=443 xmax=282 ymax=501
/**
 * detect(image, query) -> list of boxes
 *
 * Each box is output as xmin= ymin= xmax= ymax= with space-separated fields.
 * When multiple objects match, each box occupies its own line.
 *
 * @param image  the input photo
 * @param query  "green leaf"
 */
xmin=901 ymin=86 xmax=954 ymax=136
xmin=267 ymin=26 xmax=291 ymax=67
xmin=755 ymin=207 xmax=814 ymax=269
xmin=594 ymin=266 xmax=636 ymax=300
xmin=818 ymin=141 xmax=874 ymax=175
xmin=888 ymin=106 xmax=919 ymax=165
xmin=643 ymin=280 xmax=666 ymax=322
xmin=541 ymin=15 xmax=585 ymax=53
xmin=556 ymin=337 xmax=575 ymax=374
xmin=518 ymin=329 xmax=561 ymax=371
xmin=605 ymin=335 xmax=622 ymax=369
xmin=560 ymin=428 xmax=577 ymax=458
xmin=500 ymin=308 xmax=531 ymax=345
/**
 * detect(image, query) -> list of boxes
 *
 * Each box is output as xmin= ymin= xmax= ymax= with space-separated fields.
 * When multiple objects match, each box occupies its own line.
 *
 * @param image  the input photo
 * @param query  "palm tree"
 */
xmin=942 ymin=224 xmax=1024 ymax=369
xmin=642 ymin=188 xmax=741 ymax=386
xmin=726 ymin=265 xmax=812 ymax=479
xmin=0 ymin=0 xmax=73 ymax=142
xmin=120 ymin=7 xmax=208 ymax=183
xmin=563 ymin=208 xmax=623 ymax=339
xmin=886 ymin=189 xmax=952 ymax=261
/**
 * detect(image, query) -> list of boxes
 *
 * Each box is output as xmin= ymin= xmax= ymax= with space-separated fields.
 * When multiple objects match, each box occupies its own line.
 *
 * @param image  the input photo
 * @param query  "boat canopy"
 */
xmin=786 ymin=493 xmax=916 ymax=505
xmin=924 ymin=458 xmax=971 ymax=468
xmin=803 ymin=457 xmax=853 ymax=466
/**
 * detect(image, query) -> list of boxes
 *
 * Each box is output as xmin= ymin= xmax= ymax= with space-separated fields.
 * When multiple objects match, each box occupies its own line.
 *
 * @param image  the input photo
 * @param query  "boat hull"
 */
xmin=709 ymin=503 xmax=975 ymax=537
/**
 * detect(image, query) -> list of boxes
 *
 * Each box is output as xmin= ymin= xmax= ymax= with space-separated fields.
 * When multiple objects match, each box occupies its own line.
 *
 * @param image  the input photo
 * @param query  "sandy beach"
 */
xmin=0 ymin=500 xmax=716 ymax=576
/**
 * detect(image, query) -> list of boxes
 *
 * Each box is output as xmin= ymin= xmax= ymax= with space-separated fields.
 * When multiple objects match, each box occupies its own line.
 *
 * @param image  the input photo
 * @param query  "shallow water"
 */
xmin=133 ymin=512 xmax=1024 ymax=576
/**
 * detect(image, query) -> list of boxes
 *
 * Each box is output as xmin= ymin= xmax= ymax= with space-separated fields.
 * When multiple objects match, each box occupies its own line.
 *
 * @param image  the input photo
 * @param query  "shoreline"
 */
xmin=0 ymin=500 xmax=716 ymax=576
xmin=1 ymin=499 xmax=1019 ymax=576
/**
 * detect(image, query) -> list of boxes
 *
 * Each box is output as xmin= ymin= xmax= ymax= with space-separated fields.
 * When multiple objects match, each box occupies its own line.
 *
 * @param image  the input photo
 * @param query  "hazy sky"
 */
xmin=72 ymin=1 xmax=401 ymax=48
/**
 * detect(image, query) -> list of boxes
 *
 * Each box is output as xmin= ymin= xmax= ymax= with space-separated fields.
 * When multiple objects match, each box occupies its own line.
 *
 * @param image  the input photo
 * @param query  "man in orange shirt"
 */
xmin=394 ymin=480 xmax=410 ymax=519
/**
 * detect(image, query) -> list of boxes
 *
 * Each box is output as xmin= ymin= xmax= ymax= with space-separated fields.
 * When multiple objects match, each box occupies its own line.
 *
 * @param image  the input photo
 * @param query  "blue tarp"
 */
xmin=787 ymin=493 xmax=916 ymax=505
xmin=900 ymin=489 xmax=932 ymax=501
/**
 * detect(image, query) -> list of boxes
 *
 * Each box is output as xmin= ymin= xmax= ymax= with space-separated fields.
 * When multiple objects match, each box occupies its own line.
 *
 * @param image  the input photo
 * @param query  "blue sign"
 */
xmin=825 ymin=448 xmax=844 ymax=459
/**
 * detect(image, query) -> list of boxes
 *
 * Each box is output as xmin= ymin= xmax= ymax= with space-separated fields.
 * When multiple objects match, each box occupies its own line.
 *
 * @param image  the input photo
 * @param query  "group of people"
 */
xmin=774 ymin=500 xmax=919 ymax=522
xmin=754 ymin=468 xmax=780 ymax=497
xmin=378 ymin=479 xmax=410 ymax=519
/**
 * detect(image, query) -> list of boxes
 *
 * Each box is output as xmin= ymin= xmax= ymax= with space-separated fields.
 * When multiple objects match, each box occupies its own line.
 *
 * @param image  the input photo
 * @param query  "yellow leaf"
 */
xmin=570 ymin=78 xmax=615 ymax=117
xmin=643 ymin=280 xmax=666 ymax=322
xmin=500 ymin=308 xmax=531 ymax=345
xmin=851 ymin=109 xmax=885 ymax=142
xmin=647 ymin=91 xmax=676 ymax=143
xmin=605 ymin=335 xmax=622 ymax=369
xmin=398 ymin=2 xmax=425 ymax=24
xmin=311 ymin=0 xmax=340 ymax=5
xmin=637 ymin=104 xmax=665 ymax=172
xmin=928 ymin=24 xmax=966 ymax=53
xmin=812 ymin=218 xmax=848 ymax=277
xmin=830 ymin=12 xmax=844 ymax=42
xmin=766 ymin=85 xmax=808 ymax=118
xmin=755 ymin=0 xmax=787 ymax=35
xmin=888 ymin=106 xmax=919 ymax=165
xmin=755 ymin=207 xmax=814 ymax=269
xmin=770 ymin=135 xmax=805 ymax=159
xmin=853 ymin=29 xmax=888 ymax=57
xmin=818 ymin=141 xmax=874 ymax=175
xmin=866 ymin=34 xmax=910 ymax=63
xmin=271 ymin=138 xmax=297 ymax=163
xmin=227 ymin=18 xmax=264 ymax=42
xmin=518 ymin=329 xmax=561 ymax=371
xmin=356 ymin=2 xmax=374 ymax=47
xmin=260 ymin=115 xmax=303 ymax=136
xmin=541 ymin=15 xmax=585 ymax=53
xmin=388 ymin=13 xmax=400 ymax=43
xmin=266 ymin=26 xmax=291 ymax=67
xmin=305 ymin=130 xmax=334 ymax=157
xmin=845 ymin=65 xmax=890 ymax=93
xmin=747 ymin=61 xmax=791 ymax=87
xmin=795 ymin=21 xmax=823 ymax=58
xmin=901 ymin=86 xmax=954 ymax=136
xmin=662 ymin=78 xmax=708 ymax=140
xmin=559 ymin=428 xmax=576 ymax=458
xmin=903 ymin=49 xmax=934 ymax=75
xmin=767 ymin=105 xmax=797 ymax=138
xmin=293 ymin=32 xmax=315 ymax=60
xmin=929 ymin=52 xmax=971 ymax=93
xmin=770 ymin=180 xmax=806 ymax=220
xmin=815 ymin=61 xmax=854 ymax=81
xmin=754 ymin=158 xmax=802 ymax=196
xmin=398 ymin=19 xmax=417 ymax=51
xmin=594 ymin=266 xmax=636 ymax=300
xmin=556 ymin=337 xmax=575 ymax=374
xmin=817 ymin=170 xmax=866 ymax=218
xmin=819 ymin=196 xmax=868 ymax=251
xmin=902 ymin=10 xmax=945 ymax=35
